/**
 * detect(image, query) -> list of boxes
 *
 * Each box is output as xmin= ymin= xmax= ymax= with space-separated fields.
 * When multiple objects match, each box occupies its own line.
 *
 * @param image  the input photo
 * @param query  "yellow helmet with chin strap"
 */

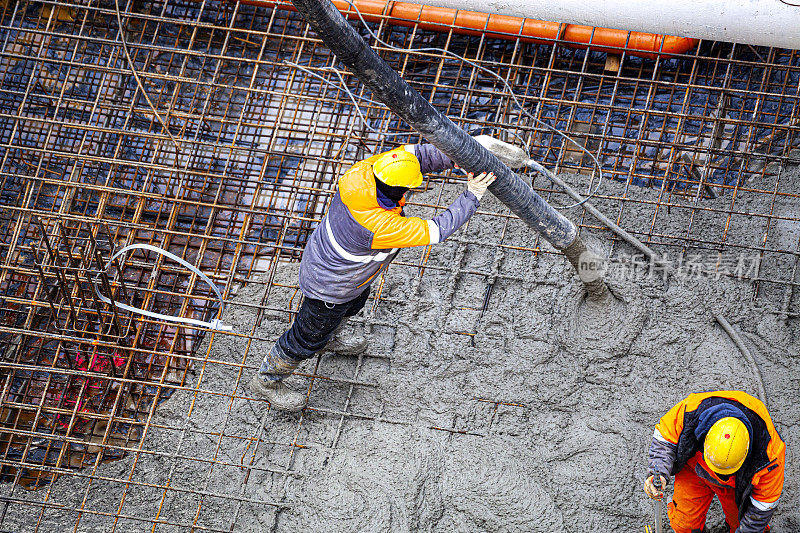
xmin=704 ymin=417 xmax=750 ymax=475
xmin=372 ymin=148 xmax=423 ymax=188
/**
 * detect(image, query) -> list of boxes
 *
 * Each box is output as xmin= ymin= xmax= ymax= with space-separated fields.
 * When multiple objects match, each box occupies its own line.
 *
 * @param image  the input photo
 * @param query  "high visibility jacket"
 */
xmin=299 ymin=144 xmax=479 ymax=304
xmin=648 ymin=391 xmax=785 ymax=533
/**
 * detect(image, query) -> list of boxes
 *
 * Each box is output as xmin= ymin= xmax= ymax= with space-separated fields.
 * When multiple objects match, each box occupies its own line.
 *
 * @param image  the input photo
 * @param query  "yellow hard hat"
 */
xmin=704 ymin=417 xmax=750 ymax=475
xmin=372 ymin=148 xmax=423 ymax=188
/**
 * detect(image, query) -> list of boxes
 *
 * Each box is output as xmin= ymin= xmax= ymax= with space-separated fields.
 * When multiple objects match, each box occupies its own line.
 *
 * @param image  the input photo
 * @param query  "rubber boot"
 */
xmin=324 ymin=322 xmax=367 ymax=355
xmin=249 ymin=344 xmax=306 ymax=412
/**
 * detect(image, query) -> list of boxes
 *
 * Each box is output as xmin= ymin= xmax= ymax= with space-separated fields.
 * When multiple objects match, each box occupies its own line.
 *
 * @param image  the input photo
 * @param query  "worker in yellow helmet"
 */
xmin=250 ymin=143 xmax=495 ymax=411
xmin=645 ymin=391 xmax=785 ymax=533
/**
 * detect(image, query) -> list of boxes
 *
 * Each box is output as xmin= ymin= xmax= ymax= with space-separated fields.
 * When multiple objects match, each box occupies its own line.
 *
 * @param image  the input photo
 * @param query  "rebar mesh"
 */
xmin=0 ymin=0 xmax=798 ymax=529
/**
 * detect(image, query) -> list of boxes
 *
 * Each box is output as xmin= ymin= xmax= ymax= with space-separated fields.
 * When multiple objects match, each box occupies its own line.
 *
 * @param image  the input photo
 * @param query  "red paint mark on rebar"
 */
xmin=112 ymin=352 xmax=126 ymax=367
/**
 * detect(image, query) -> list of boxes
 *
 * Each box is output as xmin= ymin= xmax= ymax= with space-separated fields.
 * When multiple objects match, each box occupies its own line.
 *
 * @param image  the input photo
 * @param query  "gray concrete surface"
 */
xmin=3 ymin=169 xmax=798 ymax=532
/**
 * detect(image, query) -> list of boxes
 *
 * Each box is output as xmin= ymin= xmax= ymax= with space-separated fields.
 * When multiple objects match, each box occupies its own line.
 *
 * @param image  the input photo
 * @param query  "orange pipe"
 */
xmin=229 ymin=0 xmax=698 ymax=59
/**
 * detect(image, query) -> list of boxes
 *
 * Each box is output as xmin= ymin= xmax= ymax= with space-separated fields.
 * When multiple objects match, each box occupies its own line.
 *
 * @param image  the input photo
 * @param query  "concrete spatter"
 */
xmin=4 ymin=174 xmax=798 ymax=533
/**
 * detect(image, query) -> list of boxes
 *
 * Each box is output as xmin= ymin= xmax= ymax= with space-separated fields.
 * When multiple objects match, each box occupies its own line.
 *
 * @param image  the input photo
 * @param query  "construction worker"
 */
xmin=645 ymin=390 xmax=785 ymax=533
xmin=249 ymin=143 xmax=496 ymax=411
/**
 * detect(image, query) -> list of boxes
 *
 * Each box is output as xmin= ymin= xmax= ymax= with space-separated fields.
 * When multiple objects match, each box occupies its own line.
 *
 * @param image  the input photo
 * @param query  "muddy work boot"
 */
xmin=324 ymin=323 xmax=367 ymax=356
xmin=250 ymin=344 xmax=306 ymax=412
xmin=249 ymin=376 xmax=306 ymax=413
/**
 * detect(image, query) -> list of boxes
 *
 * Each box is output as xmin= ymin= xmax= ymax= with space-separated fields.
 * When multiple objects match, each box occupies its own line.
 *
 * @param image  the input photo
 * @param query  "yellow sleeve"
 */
xmin=752 ymin=445 xmax=785 ymax=504
xmin=655 ymin=398 xmax=688 ymax=444
xmin=367 ymin=209 xmax=431 ymax=249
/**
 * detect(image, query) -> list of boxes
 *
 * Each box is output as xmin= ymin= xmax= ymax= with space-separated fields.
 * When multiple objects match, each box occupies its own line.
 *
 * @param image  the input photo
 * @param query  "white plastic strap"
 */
xmin=93 ymin=244 xmax=232 ymax=332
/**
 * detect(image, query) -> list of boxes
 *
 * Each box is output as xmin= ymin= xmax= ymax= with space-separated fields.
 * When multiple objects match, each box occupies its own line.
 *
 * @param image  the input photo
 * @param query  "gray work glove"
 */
xmin=466 ymin=172 xmax=497 ymax=201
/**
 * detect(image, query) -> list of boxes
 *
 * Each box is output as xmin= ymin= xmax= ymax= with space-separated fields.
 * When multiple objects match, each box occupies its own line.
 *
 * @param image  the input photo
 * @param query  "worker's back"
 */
xmin=299 ymin=158 xmax=402 ymax=304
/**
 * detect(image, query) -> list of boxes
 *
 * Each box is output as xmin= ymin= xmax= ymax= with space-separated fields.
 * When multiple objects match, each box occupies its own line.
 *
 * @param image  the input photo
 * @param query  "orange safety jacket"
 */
xmin=298 ymin=144 xmax=479 ymax=303
xmin=649 ymin=391 xmax=785 ymax=532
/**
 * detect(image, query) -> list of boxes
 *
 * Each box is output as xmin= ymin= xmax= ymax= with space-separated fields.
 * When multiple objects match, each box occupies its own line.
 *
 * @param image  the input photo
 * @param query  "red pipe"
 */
xmin=229 ymin=0 xmax=698 ymax=59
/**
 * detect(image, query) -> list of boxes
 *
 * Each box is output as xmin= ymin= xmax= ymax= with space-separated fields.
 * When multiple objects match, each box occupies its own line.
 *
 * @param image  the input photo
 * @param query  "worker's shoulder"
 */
xmin=686 ymin=390 xmax=784 ymax=445
xmin=684 ymin=390 xmax=763 ymax=411
xmin=338 ymin=163 xmax=378 ymax=210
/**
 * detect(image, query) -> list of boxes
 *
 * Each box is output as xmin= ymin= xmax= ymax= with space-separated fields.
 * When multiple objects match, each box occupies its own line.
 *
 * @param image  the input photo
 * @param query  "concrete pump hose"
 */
xmin=289 ymin=0 xmax=610 ymax=299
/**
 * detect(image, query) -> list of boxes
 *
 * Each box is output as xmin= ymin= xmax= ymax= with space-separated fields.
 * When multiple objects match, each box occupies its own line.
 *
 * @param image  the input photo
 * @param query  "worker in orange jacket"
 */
xmin=645 ymin=391 xmax=785 ymax=533
xmin=249 ymin=143 xmax=496 ymax=411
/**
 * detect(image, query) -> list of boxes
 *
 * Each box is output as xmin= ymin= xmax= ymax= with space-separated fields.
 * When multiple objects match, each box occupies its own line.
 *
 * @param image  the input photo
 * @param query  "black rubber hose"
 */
xmin=290 ymin=0 xmax=609 ymax=300
xmin=289 ymin=0 xmax=578 ymax=250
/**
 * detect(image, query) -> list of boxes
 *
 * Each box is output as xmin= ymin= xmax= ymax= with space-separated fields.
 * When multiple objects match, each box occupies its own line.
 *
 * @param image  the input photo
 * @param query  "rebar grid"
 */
xmin=0 ymin=0 xmax=798 ymax=530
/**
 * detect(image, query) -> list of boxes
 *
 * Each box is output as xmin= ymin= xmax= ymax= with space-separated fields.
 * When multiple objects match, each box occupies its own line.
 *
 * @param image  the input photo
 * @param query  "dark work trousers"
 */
xmin=276 ymin=288 xmax=370 ymax=362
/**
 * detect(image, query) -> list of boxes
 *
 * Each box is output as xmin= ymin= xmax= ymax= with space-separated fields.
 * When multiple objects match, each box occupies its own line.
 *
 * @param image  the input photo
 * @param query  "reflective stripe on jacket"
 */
xmin=299 ymin=144 xmax=479 ymax=303
xmin=648 ymin=391 xmax=785 ymax=532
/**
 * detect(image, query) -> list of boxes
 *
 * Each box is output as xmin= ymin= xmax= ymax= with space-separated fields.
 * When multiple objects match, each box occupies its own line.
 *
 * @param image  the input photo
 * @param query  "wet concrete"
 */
xmin=3 ymin=170 xmax=799 ymax=532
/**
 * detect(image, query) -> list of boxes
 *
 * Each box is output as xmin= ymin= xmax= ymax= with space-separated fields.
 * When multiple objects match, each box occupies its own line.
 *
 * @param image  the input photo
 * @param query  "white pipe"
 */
xmin=403 ymin=0 xmax=800 ymax=50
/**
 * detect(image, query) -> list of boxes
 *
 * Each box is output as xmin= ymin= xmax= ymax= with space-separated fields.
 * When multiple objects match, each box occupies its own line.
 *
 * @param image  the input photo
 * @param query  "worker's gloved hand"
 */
xmin=466 ymin=172 xmax=497 ymax=200
xmin=644 ymin=474 xmax=668 ymax=500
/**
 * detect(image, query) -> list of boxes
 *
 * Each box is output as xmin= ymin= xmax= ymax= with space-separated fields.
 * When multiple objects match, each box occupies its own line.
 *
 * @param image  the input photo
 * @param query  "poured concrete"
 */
xmin=3 ymin=172 xmax=799 ymax=532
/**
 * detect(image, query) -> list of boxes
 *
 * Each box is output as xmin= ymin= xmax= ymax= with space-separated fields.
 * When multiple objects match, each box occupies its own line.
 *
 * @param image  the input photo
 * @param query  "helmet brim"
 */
xmin=704 ymin=448 xmax=746 ymax=476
